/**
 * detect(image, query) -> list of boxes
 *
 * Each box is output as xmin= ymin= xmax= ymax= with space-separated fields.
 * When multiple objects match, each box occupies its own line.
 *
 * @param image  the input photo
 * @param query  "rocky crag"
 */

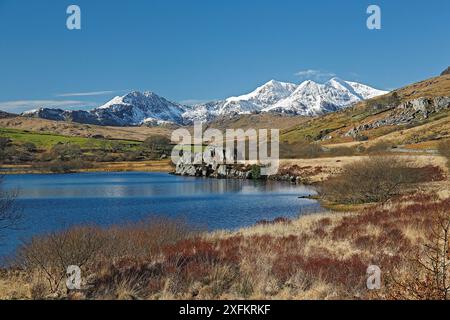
xmin=174 ymin=146 xmax=260 ymax=179
xmin=174 ymin=146 xmax=314 ymax=183
xmin=345 ymin=96 xmax=450 ymax=138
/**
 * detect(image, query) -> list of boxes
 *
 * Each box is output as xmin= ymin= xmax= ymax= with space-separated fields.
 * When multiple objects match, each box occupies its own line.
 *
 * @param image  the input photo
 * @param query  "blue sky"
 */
xmin=0 ymin=0 xmax=449 ymax=113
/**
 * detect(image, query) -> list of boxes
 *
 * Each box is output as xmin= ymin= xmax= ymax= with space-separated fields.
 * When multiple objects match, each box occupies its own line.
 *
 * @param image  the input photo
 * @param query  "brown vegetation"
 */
xmin=319 ymin=156 xmax=445 ymax=204
xmin=0 ymin=116 xmax=172 ymax=142
xmin=0 ymin=190 xmax=448 ymax=300
xmin=11 ymin=217 xmax=196 ymax=298
xmin=386 ymin=208 xmax=450 ymax=299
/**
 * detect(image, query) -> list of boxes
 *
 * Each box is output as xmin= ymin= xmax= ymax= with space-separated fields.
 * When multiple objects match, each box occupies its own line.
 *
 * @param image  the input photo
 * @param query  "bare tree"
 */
xmin=0 ymin=175 xmax=21 ymax=243
xmin=388 ymin=210 xmax=450 ymax=300
xmin=416 ymin=210 xmax=450 ymax=299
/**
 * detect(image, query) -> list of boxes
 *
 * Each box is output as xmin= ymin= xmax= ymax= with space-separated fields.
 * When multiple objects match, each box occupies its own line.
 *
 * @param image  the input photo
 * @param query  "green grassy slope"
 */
xmin=0 ymin=127 xmax=141 ymax=151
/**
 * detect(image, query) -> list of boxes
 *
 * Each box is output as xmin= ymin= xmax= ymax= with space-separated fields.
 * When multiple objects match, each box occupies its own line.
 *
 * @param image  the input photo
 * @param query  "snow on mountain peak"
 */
xmin=344 ymin=81 xmax=388 ymax=100
xmin=93 ymin=90 xmax=187 ymax=126
xmin=214 ymin=79 xmax=298 ymax=115
xmin=22 ymin=78 xmax=388 ymax=126
xmin=227 ymin=80 xmax=297 ymax=103
xmin=180 ymin=78 xmax=387 ymax=123
xmin=261 ymin=78 xmax=388 ymax=116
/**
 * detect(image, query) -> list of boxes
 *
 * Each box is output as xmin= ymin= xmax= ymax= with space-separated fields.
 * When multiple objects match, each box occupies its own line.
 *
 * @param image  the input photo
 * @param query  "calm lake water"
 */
xmin=0 ymin=172 xmax=319 ymax=258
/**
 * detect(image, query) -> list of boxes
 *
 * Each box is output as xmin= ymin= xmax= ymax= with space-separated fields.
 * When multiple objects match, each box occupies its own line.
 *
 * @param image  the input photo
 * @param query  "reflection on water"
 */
xmin=0 ymin=172 xmax=320 ymax=257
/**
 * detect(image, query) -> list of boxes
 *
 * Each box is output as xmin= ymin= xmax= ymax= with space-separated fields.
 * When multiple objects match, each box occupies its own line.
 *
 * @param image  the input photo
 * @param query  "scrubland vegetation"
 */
xmin=0 ymin=152 xmax=449 ymax=300
xmin=1 ymin=192 xmax=449 ymax=300
xmin=280 ymin=139 xmax=402 ymax=160
xmin=318 ymin=156 xmax=445 ymax=204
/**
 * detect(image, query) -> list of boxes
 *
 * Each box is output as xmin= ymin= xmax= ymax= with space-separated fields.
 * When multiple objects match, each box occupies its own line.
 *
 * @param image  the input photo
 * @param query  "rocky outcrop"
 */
xmin=441 ymin=67 xmax=450 ymax=76
xmin=346 ymin=96 xmax=450 ymax=138
xmin=174 ymin=146 xmax=257 ymax=179
xmin=174 ymin=146 xmax=318 ymax=184
xmin=176 ymin=162 xmax=254 ymax=179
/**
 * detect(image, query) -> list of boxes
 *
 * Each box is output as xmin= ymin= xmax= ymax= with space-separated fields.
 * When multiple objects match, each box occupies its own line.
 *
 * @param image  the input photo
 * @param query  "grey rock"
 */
xmin=345 ymin=96 xmax=450 ymax=137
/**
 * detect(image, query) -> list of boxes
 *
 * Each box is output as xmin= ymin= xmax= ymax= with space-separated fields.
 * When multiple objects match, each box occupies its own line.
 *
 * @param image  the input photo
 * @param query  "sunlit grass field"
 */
xmin=0 ymin=127 xmax=141 ymax=151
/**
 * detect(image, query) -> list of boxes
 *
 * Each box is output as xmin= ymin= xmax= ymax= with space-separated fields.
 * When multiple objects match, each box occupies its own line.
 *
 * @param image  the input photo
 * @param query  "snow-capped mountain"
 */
xmin=184 ymin=78 xmax=387 ymax=120
xmin=263 ymin=78 xmax=388 ymax=116
xmin=23 ymin=91 xmax=187 ymax=126
xmin=221 ymin=80 xmax=298 ymax=113
xmin=22 ymin=78 xmax=388 ymax=126
xmin=181 ymin=80 xmax=298 ymax=123
xmin=93 ymin=91 xmax=185 ymax=126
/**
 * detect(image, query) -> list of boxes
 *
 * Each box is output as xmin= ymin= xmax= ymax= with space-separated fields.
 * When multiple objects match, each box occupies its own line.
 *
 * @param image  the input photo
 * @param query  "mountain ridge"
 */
xmin=21 ymin=78 xmax=388 ymax=126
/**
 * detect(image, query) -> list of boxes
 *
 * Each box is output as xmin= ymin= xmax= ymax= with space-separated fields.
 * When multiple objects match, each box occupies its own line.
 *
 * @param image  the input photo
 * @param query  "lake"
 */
xmin=0 ymin=172 xmax=320 ymax=258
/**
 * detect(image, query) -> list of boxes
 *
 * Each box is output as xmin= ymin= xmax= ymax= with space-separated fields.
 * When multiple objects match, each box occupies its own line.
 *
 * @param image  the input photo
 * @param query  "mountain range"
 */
xmin=22 ymin=78 xmax=388 ymax=126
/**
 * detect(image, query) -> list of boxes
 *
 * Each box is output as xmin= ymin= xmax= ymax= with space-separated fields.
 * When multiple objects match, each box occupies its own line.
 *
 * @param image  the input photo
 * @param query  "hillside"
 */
xmin=0 ymin=117 xmax=175 ymax=173
xmin=205 ymin=113 xmax=309 ymax=131
xmin=280 ymin=74 xmax=450 ymax=150
xmin=0 ymin=116 xmax=172 ymax=142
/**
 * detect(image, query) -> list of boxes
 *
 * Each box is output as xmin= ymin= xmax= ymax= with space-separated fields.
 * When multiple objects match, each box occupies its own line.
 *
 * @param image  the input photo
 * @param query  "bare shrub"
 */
xmin=0 ymin=176 xmax=21 ymax=244
xmin=30 ymin=282 xmax=48 ymax=300
xmin=387 ymin=209 xmax=450 ymax=300
xmin=100 ymin=216 xmax=198 ymax=259
xmin=17 ymin=226 xmax=106 ymax=293
xmin=15 ymin=217 xmax=197 ymax=296
xmin=319 ymin=156 xmax=425 ymax=204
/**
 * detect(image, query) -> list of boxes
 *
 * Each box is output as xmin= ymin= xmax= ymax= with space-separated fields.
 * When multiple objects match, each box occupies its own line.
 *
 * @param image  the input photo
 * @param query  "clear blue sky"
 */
xmin=1 ymin=0 xmax=449 ymax=112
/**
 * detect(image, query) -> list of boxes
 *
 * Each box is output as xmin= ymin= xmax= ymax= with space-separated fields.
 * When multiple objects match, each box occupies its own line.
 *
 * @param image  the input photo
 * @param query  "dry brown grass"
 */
xmin=1 ymin=190 xmax=449 ymax=300
xmin=319 ymin=156 xmax=446 ymax=204
xmin=0 ymin=117 xmax=172 ymax=141
xmin=206 ymin=113 xmax=308 ymax=132
xmin=1 ymin=160 xmax=174 ymax=174
xmin=277 ymin=154 xmax=447 ymax=184
xmin=82 ymin=160 xmax=174 ymax=173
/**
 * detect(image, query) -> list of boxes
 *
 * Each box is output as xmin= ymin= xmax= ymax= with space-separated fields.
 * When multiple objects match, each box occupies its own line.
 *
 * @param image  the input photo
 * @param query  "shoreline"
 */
xmin=3 ymin=154 xmax=446 ymax=183
xmin=0 ymin=160 xmax=175 ymax=175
